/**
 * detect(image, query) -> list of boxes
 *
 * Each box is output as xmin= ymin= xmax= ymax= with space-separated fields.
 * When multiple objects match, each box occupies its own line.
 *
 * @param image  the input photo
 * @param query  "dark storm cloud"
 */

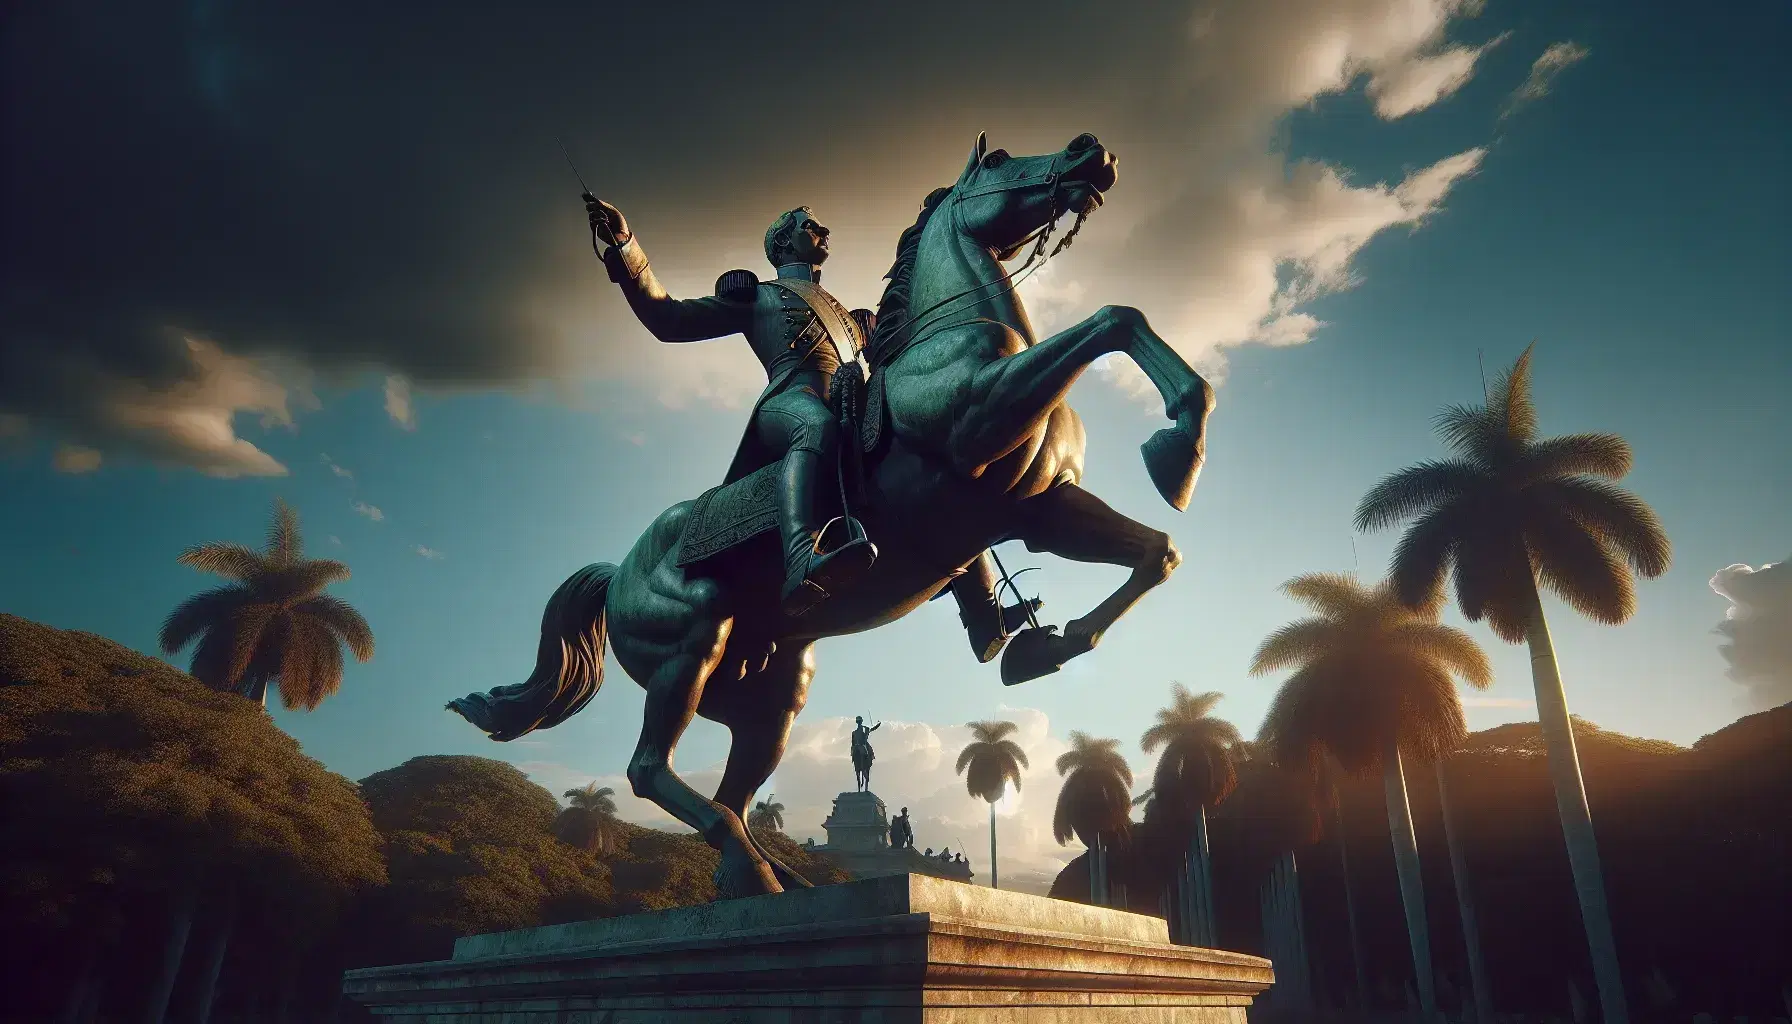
xmin=3 ymin=0 xmax=1507 ymax=472
xmin=1709 ymin=558 xmax=1792 ymax=710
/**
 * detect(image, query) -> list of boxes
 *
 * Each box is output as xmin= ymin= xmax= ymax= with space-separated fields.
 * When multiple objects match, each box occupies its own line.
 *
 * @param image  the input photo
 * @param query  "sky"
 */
xmin=2 ymin=0 xmax=1787 ymax=893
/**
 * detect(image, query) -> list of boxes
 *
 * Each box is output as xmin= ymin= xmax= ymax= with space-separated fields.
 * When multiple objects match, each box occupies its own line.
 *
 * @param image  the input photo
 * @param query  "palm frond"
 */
xmin=227 ymin=605 xmax=283 ymax=688
xmin=1249 ymin=619 xmax=1343 ymax=676
xmin=278 ymin=614 xmax=343 ymax=711
xmin=954 ymin=745 xmax=979 ymax=775
xmin=1490 ymin=344 xmax=1539 ymax=445
xmin=994 ymin=739 xmax=1029 ymax=772
xmin=1531 ymin=477 xmax=1671 ymax=579
xmin=1055 ymin=732 xmax=1132 ymax=786
xmin=1520 ymin=433 xmax=1633 ymax=482
xmin=1354 ymin=459 xmax=1482 ymax=532
xmin=176 ymin=543 xmax=268 ymax=582
xmin=1282 ymin=573 xmax=1374 ymax=619
xmin=1451 ymin=526 xmax=1532 ymax=643
xmin=1526 ymin=501 xmax=1635 ymax=625
xmin=1386 ymin=621 xmax=1493 ymax=689
xmin=286 ymin=559 xmax=353 ymax=598
xmin=968 ymin=719 xmax=1018 ymax=743
xmin=294 ymin=594 xmax=374 ymax=661
xmin=1433 ymin=404 xmax=1503 ymax=464
xmin=159 ymin=585 xmax=251 ymax=654
xmin=266 ymin=498 xmax=302 ymax=565
xmin=1387 ymin=504 xmax=1463 ymax=611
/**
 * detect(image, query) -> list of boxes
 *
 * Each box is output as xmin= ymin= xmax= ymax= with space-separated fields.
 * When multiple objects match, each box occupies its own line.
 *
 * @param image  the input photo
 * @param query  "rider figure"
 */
xmin=586 ymin=196 xmax=1043 ymax=646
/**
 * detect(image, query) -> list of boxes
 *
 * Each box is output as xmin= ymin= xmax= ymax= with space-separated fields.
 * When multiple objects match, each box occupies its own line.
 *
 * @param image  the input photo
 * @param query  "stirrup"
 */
xmin=781 ymin=517 xmax=877 ymax=617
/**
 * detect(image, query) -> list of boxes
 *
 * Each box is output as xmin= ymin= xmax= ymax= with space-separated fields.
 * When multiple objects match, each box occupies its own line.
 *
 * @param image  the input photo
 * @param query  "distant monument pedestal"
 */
xmin=342 ymin=874 xmax=1273 ymax=1022
xmin=815 ymin=790 xmax=973 ymax=883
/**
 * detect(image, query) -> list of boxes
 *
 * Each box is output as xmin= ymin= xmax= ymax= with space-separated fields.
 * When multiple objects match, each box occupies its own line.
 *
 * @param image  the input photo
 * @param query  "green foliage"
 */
xmin=1052 ymin=732 xmax=1133 ymax=847
xmin=1353 ymin=345 xmax=1671 ymax=642
xmin=1251 ymin=573 xmax=1491 ymax=775
xmin=353 ymin=756 xmax=611 ymax=964
xmin=555 ymin=783 xmax=622 ymax=854
xmin=1141 ymin=686 xmax=1241 ymax=821
xmin=0 ymin=613 xmax=385 ymax=931
xmin=956 ymin=720 xmax=1028 ymax=804
xmin=160 ymin=498 xmax=374 ymax=709
xmin=747 ymin=796 xmax=785 ymax=833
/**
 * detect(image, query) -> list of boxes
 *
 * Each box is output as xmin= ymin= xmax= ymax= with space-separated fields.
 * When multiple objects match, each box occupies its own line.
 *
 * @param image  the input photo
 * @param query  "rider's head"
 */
xmin=855 ymin=715 xmax=863 ymax=725
xmin=765 ymin=206 xmax=831 ymax=268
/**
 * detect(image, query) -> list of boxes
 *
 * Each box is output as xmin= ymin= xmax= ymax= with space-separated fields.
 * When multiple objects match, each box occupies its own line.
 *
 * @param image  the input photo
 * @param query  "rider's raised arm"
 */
xmin=602 ymin=237 xmax=751 ymax=344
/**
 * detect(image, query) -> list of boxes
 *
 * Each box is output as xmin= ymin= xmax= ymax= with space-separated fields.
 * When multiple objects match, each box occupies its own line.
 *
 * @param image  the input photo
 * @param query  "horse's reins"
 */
xmin=872 ymin=150 xmax=1092 ymax=369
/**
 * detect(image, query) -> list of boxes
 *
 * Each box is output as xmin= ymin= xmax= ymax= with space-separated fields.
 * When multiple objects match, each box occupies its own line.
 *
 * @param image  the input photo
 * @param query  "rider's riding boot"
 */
xmin=779 ymin=448 xmax=877 ymax=616
xmin=951 ymin=557 xmax=1046 ymax=664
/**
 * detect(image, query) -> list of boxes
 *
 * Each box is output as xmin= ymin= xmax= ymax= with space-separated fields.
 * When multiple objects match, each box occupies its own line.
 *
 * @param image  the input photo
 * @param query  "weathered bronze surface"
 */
xmin=450 ymin=132 xmax=1215 ymax=900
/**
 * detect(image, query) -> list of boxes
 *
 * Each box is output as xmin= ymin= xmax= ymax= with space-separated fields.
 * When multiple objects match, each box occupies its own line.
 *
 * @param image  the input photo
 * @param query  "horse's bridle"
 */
xmin=871 ymin=147 xmax=1090 ymax=368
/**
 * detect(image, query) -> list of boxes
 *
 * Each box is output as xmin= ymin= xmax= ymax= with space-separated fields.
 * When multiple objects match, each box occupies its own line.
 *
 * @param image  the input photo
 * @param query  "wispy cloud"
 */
xmin=327 ymin=534 xmax=342 ymax=546
xmin=414 ymin=544 xmax=444 ymax=560
xmin=352 ymin=500 xmax=384 ymax=522
xmin=319 ymin=452 xmax=353 ymax=480
xmin=52 ymin=444 xmax=103 ymax=474
xmin=384 ymin=375 xmax=416 ymax=430
xmin=1501 ymin=41 xmax=1590 ymax=120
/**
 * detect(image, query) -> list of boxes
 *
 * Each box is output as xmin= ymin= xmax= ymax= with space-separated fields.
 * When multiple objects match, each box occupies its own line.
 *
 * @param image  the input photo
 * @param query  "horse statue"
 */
xmin=450 ymin=131 xmax=1214 ymax=898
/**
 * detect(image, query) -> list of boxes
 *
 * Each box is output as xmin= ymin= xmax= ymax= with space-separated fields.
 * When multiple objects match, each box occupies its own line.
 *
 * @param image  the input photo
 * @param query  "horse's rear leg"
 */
xmin=1001 ymin=482 xmax=1181 ymax=685
xmin=610 ymin=556 xmax=780 ymax=897
xmin=706 ymin=642 xmax=816 ymax=890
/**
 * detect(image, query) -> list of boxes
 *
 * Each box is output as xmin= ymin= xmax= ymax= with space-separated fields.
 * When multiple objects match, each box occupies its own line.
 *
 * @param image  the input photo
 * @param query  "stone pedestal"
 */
xmin=822 ymin=790 xmax=891 ymax=852
xmin=342 ymin=873 xmax=1273 ymax=1022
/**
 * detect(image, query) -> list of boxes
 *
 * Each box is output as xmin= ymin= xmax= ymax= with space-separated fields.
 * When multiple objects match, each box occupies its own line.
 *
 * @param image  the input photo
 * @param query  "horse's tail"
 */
xmin=446 ymin=562 xmax=616 ymax=742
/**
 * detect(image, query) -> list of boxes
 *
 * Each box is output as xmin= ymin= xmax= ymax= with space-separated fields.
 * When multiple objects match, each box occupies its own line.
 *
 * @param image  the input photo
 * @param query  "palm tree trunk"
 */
xmin=1524 ymin=583 xmax=1630 ymax=1024
xmin=179 ymin=881 xmax=239 ymax=1024
xmin=1436 ymin=759 xmax=1493 ymax=1023
xmin=1383 ymin=743 xmax=1437 ymax=1014
xmin=1189 ymin=805 xmax=1216 ymax=946
xmin=143 ymin=881 xmax=199 ymax=1024
xmin=989 ymin=800 xmax=999 ymax=890
xmin=1329 ymin=773 xmax=1370 ymax=1010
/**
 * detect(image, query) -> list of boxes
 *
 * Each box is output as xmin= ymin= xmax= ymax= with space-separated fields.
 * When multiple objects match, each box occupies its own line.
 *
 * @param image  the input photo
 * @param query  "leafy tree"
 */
xmin=556 ymin=783 xmax=622 ymax=855
xmin=159 ymin=498 xmax=374 ymax=709
xmin=955 ymin=720 xmax=1029 ymax=890
xmin=1251 ymin=573 xmax=1492 ymax=1015
xmin=1355 ymin=345 xmax=1670 ymax=1024
xmin=747 ymin=794 xmax=785 ymax=834
xmin=354 ymin=756 xmax=612 ymax=966
xmin=1053 ymin=732 xmax=1132 ymax=905
xmin=0 ymin=613 xmax=384 ymax=1024
xmin=1140 ymin=686 xmax=1239 ymax=945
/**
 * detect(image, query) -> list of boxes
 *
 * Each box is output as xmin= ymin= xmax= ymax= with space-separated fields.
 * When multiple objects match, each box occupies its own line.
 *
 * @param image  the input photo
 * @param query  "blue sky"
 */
xmin=2 ymin=0 xmax=1786 ymax=885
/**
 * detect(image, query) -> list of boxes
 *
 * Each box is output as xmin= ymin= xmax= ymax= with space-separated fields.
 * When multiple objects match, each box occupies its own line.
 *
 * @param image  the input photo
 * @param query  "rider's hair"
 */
xmin=869 ymin=186 xmax=953 ymax=363
xmin=764 ymin=206 xmax=813 ymax=267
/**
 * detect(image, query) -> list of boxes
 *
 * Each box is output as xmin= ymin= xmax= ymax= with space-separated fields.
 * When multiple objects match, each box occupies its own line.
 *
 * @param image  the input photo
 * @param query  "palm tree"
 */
xmin=1355 ymin=345 xmax=1669 ymax=1024
xmin=556 ymin=783 xmax=622 ymax=855
xmin=1053 ymin=731 xmax=1133 ymax=906
xmin=1140 ymin=686 xmax=1240 ymax=945
xmin=159 ymin=499 xmax=374 ymax=709
xmin=956 ymin=720 xmax=1029 ymax=890
xmin=1252 ymin=572 xmax=1493 ymax=1016
xmin=748 ymin=794 xmax=786 ymax=834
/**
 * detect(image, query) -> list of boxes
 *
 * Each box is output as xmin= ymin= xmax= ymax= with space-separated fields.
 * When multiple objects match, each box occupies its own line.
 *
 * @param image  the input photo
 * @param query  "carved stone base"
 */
xmin=342 ymin=874 xmax=1272 ymax=1023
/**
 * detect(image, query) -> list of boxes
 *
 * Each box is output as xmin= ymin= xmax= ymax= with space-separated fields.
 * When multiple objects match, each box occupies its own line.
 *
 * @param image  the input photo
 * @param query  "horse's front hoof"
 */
xmin=1002 ymin=626 xmax=1068 ymax=686
xmin=1141 ymin=425 xmax=1204 ymax=511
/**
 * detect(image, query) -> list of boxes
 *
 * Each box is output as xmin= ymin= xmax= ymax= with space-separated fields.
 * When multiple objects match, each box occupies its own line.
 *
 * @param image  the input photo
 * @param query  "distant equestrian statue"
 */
xmin=850 ymin=716 xmax=881 ymax=792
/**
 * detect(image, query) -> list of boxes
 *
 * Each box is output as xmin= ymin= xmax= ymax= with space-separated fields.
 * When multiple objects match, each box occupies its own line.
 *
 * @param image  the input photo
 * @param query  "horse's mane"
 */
xmin=868 ymin=185 xmax=952 ymax=366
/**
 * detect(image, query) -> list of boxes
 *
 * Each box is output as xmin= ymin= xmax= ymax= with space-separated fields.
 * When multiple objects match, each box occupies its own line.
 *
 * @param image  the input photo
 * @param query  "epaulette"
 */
xmin=714 ymin=269 xmax=759 ymax=302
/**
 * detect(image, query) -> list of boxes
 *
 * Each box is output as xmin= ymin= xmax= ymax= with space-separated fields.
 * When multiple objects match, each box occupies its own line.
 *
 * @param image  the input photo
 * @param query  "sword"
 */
xmin=556 ymin=135 xmax=604 ymax=258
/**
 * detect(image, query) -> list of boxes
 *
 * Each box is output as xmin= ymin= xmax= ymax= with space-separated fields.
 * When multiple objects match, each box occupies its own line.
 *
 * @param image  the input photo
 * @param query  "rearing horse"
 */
xmin=450 ymin=131 xmax=1214 ymax=898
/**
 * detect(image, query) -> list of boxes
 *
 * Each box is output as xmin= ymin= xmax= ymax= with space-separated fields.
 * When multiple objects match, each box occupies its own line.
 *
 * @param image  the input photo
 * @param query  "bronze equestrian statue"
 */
xmin=850 ymin=716 xmax=880 ymax=792
xmin=451 ymin=132 xmax=1214 ymax=899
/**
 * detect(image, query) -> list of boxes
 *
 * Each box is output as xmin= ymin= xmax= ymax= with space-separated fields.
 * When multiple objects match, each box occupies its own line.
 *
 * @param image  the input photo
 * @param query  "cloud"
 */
xmin=1502 ymin=41 xmax=1590 ymax=119
xmin=320 ymin=452 xmax=353 ymax=479
xmin=351 ymin=501 xmax=384 ymax=522
xmin=3 ymin=0 xmax=1513 ymax=468
xmin=327 ymin=534 xmax=342 ymax=546
xmin=1709 ymin=558 xmax=1792 ymax=710
xmin=383 ymin=375 xmax=416 ymax=430
xmin=414 ymin=545 xmax=444 ymax=560
xmin=52 ymin=445 xmax=104 ymax=474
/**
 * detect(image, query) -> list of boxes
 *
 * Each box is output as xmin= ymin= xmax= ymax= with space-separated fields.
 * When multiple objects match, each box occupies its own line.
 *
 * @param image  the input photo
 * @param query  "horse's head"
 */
xmin=950 ymin=132 xmax=1117 ymax=259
